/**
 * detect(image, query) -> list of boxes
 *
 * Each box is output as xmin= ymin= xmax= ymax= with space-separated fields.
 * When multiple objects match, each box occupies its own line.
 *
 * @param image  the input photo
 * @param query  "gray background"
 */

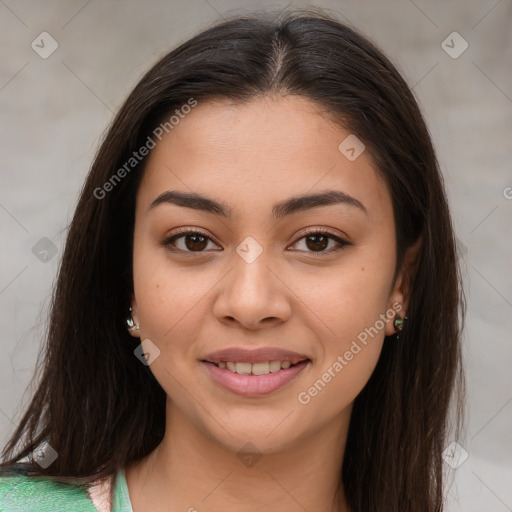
xmin=1 ymin=1 xmax=511 ymax=510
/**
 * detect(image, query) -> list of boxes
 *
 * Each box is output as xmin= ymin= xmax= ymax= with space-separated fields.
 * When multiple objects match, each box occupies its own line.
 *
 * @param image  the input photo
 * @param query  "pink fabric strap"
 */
xmin=88 ymin=474 xmax=114 ymax=512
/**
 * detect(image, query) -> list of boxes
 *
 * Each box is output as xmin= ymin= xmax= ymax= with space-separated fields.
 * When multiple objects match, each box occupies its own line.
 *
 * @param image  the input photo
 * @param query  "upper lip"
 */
xmin=202 ymin=347 xmax=310 ymax=364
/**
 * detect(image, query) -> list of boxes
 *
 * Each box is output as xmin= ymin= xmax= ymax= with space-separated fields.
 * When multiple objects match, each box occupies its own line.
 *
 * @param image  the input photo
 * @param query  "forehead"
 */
xmin=136 ymin=95 xmax=392 ymax=223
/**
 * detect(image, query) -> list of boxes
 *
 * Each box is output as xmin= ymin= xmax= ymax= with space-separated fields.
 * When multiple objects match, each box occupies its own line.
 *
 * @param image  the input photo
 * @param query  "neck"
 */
xmin=125 ymin=401 xmax=352 ymax=512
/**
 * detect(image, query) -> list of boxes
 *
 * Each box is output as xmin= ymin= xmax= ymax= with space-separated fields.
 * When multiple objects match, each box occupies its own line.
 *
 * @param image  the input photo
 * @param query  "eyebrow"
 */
xmin=148 ymin=189 xmax=368 ymax=219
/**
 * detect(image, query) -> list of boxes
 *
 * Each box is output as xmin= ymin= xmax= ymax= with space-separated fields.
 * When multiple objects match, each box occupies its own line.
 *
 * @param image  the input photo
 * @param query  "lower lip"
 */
xmin=202 ymin=360 xmax=309 ymax=397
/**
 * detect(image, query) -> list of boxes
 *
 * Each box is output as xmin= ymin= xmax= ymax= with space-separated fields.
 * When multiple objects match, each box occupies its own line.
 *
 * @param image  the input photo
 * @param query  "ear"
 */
xmin=385 ymin=234 xmax=423 ymax=336
xmin=128 ymin=293 xmax=141 ymax=338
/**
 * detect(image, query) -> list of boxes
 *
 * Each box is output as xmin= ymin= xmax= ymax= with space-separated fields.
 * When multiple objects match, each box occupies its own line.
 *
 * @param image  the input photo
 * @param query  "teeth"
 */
xmin=235 ymin=362 xmax=252 ymax=375
xmin=269 ymin=360 xmax=281 ymax=373
xmin=252 ymin=362 xmax=269 ymax=375
xmin=215 ymin=359 xmax=305 ymax=375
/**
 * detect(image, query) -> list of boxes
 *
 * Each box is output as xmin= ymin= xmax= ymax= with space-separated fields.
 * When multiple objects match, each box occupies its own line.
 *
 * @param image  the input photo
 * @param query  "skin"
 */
xmin=124 ymin=95 xmax=421 ymax=512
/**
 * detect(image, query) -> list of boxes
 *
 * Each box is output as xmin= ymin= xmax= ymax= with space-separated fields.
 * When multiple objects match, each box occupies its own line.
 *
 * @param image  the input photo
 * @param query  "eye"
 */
xmin=289 ymin=229 xmax=352 ymax=255
xmin=161 ymin=228 xmax=352 ymax=255
xmin=162 ymin=229 xmax=220 ymax=253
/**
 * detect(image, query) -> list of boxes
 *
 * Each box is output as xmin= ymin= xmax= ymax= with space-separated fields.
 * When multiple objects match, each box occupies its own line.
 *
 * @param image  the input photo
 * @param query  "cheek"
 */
xmin=294 ymin=261 xmax=392 ymax=415
xmin=291 ymin=250 xmax=395 ymax=345
xmin=291 ymin=249 xmax=393 ymax=407
xmin=296 ymin=336 xmax=384 ymax=426
xmin=132 ymin=243 xmax=227 ymax=369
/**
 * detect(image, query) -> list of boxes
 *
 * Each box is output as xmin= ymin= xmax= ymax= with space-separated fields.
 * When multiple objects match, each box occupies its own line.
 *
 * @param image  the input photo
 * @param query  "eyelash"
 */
xmin=161 ymin=228 xmax=352 ymax=256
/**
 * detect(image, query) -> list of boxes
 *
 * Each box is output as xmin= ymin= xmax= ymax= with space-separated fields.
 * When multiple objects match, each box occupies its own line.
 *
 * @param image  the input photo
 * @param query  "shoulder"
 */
xmin=0 ymin=465 xmax=99 ymax=512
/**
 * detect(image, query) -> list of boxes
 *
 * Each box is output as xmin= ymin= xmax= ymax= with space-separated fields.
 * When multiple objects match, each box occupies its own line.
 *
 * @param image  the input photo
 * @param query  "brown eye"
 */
xmin=291 ymin=230 xmax=351 ymax=254
xmin=162 ymin=230 xmax=218 ymax=253
xmin=183 ymin=233 xmax=208 ymax=251
xmin=305 ymin=233 xmax=329 ymax=252
xmin=162 ymin=229 xmax=351 ymax=256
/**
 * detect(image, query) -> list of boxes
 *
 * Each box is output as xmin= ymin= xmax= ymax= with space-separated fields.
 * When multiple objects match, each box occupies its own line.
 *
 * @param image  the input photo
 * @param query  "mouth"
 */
xmin=200 ymin=355 xmax=311 ymax=397
xmin=200 ymin=347 xmax=311 ymax=396
xmin=202 ymin=358 xmax=309 ymax=376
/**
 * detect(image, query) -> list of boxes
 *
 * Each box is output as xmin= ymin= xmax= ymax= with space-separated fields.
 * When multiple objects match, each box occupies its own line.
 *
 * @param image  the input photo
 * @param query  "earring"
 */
xmin=394 ymin=314 xmax=408 ymax=339
xmin=126 ymin=306 xmax=139 ymax=332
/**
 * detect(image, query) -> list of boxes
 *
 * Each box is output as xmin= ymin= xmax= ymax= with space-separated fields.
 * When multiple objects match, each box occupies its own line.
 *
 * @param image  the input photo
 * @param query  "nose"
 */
xmin=213 ymin=250 xmax=292 ymax=330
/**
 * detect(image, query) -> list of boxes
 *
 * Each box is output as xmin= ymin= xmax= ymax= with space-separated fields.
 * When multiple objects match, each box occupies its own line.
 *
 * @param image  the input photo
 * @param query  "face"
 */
xmin=130 ymin=95 xmax=411 ymax=455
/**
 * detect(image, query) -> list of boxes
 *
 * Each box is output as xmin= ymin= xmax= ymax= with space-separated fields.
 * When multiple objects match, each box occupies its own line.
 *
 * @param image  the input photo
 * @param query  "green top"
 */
xmin=0 ymin=465 xmax=133 ymax=512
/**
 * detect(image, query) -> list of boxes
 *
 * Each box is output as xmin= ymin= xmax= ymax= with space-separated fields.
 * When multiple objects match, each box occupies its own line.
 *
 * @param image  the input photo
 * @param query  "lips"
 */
xmin=201 ymin=347 xmax=311 ymax=396
xmin=202 ymin=347 xmax=310 ymax=364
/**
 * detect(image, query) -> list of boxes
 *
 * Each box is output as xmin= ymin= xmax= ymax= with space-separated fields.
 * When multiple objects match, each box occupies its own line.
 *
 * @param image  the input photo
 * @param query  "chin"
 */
xmin=198 ymin=413 xmax=308 ymax=456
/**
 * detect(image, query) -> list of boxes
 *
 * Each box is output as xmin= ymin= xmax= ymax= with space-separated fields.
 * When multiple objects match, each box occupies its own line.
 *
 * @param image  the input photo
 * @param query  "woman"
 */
xmin=0 ymin=8 xmax=465 ymax=512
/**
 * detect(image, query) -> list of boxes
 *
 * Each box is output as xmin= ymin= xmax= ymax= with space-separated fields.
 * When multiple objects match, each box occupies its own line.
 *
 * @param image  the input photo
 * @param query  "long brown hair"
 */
xmin=1 ymin=8 xmax=465 ymax=511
